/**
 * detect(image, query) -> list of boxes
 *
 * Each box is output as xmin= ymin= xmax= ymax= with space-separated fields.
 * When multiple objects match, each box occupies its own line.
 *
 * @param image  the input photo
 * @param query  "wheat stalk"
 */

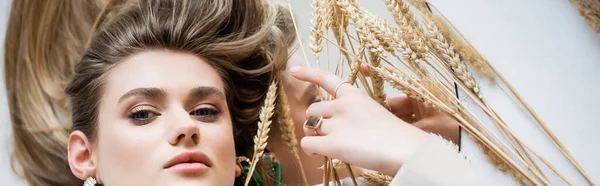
xmin=299 ymin=0 xmax=591 ymax=185
xmin=244 ymin=81 xmax=278 ymax=186
xmin=322 ymin=34 xmax=544 ymax=185
xmin=414 ymin=6 xmax=554 ymax=181
xmin=361 ymin=172 xmax=392 ymax=186
xmin=392 ymin=2 xmax=550 ymax=183
xmin=426 ymin=2 xmax=593 ymax=184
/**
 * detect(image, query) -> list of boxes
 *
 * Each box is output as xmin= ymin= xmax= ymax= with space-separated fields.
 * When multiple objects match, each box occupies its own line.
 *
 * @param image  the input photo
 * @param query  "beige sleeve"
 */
xmin=389 ymin=135 xmax=492 ymax=186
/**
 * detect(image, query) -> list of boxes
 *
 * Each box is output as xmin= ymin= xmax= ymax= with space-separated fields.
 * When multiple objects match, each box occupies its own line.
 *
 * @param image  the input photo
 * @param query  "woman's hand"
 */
xmin=361 ymin=64 xmax=460 ymax=144
xmin=290 ymin=66 xmax=429 ymax=176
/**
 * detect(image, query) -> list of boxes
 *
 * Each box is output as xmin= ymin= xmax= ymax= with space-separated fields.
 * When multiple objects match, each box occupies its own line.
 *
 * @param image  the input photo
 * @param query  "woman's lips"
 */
xmin=164 ymin=151 xmax=212 ymax=173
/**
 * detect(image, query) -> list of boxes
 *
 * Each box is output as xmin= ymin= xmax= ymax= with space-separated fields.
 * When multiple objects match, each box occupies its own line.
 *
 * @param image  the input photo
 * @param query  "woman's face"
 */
xmin=93 ymin=50 xmax=236 ymax=185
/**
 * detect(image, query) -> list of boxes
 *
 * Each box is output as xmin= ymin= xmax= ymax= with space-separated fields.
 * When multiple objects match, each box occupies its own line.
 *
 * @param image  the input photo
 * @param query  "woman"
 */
xmin=5 ymin=0 xmax=479 ymax=185
xmin=8 ymin=0 xmax=289 ymax=185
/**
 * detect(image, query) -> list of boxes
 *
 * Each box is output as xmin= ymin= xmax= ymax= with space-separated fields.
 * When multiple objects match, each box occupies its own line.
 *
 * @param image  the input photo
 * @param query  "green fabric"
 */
xmin=242 ymin=164 xmax=263 ymax=186
xmin=241 ymin=160 xmax=283 ymax=186
xmin=274 ymin=162 xmax=282 ymax=186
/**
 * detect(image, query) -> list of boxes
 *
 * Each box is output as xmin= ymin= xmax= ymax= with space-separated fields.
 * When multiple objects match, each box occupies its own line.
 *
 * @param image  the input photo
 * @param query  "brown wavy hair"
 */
xmin=4 ymin=1 xmax=101 ymax=185
xmin=5 ymin=0 xmax=291 ymax=185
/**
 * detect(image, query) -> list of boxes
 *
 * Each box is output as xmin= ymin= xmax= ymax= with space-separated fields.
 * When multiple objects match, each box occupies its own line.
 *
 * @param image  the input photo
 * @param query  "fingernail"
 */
xmin=290 ymin=66 xmax=301 ymax=73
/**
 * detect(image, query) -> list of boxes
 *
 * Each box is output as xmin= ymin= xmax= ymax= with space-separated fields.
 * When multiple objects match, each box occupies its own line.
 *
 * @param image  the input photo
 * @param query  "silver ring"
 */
xmin=333 ymin=81 xmax=348 ymax=98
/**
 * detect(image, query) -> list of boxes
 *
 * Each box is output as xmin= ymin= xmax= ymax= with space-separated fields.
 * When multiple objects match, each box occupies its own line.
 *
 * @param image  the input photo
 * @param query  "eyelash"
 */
xmin=128 ymin=107 xmax=160 ymax=125
xmin=127 ymin=105 xmax=222 ymax=125
xmin=189 ymin=106 xmax=221 ymax=122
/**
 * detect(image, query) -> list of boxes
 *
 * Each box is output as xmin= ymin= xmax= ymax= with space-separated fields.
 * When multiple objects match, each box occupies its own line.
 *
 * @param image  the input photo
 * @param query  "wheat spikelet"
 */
xmin=423 ymin=17 xmax=482 ymax=99
xmin=346 ymin=42 xmax=366 ymax=84
xmin=244 ymin=81 xmax=278 ymax=186
xmin=275 ymin=82 xmax=298 ymax=155
xmin=357 ymin=11 xmax=396 ymax=54
xmin=405 ymin=0 xmax=490 ymax=85
xmin=351 ymin=9 xmax=424 ymax=78
xmin=385 ymin=0 xmax=420 ymax=31
xmin=274 ymin=81 xmax=309 ymax=185
xmin=368 ymin=52 xmax=388 ymax=107
xmin=431 ymin=17 xmax=495 ymax=82
xmin=361 ymin=172 xmax=392 ymax=186
xmin=347 ymin=11 xmax=456 ymax=111
xmin=570 ymin=0 xmax=600 ymax=37
xmin=385 ymin=0 xmax=429 ymax=60
xmin=348 ymin=16 xmax=388 ymax=106
xmin=329 ymin=0 xmax=349 ymax=55
xmin=324 ymin=0 xmax=335 ymax=30
xmin=310 ymin=0 xmax=326 ymax=65
xmin=335 ymin=0 xmax=364 ymax=85
xmin=377 ymin=67 xmax=434 ymax=109
xmin=318 ymin=159 xmax=347 ymax=170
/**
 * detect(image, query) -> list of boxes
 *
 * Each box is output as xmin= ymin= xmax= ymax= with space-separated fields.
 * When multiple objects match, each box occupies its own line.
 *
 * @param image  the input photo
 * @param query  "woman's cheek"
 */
xmin=96 ymin=120 xmax=162 ymax=184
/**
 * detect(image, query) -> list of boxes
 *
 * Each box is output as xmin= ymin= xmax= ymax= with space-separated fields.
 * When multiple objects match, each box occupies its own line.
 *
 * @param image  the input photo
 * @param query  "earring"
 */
xmin=236 ymin=156 xmax=249 ymax=176
xmin=83 ymin=177 xmax=96 ymax=186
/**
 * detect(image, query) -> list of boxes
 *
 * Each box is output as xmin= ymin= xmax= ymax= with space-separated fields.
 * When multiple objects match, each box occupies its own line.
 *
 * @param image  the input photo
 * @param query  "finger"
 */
xmin=303 ymin=117 xmax=334 ymax=136
xmin=303 ymin=125 xmax=319 ymax=136
xmin=300 ymin=136 xmax=335 ymax=156
xmin=360 ymin=64 xmax=370 ymax=77
xmin=290 ymin=66 xmax=357 ymax=98
xmin=305 ymin=100 xmax=335 ymax=119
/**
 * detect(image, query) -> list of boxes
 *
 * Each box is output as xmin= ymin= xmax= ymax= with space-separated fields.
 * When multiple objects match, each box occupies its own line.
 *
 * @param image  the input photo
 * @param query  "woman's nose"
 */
xmin=168 ymin=110 xmax=200 ymax=146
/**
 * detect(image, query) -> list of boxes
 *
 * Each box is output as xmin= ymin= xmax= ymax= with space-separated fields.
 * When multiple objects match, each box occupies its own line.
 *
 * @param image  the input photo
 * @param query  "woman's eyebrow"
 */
xmin=118 ymin=87 xmax=167 ymax=103
xmin=188 ymin=86 xmax=225 ymax=100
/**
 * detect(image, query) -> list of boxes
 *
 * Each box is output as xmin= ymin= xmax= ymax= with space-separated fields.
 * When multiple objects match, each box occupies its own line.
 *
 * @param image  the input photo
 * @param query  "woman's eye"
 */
xmin=130 ymin=111 xmax=156 ymax=121
xmin=190 ymin=107 xmax=221 ymax=122
xmin=127 ymin=107 xmax=160 ymax=125
xmin=190 ymin=108 xmax=220 ymax=117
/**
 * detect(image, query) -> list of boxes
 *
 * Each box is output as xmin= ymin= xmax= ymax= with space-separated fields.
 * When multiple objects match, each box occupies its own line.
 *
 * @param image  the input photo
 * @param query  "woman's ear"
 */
xmin=235 ymin=161 xmax=242 ymax=177
xmin=68 ymin=131 xmax=97 ymax=181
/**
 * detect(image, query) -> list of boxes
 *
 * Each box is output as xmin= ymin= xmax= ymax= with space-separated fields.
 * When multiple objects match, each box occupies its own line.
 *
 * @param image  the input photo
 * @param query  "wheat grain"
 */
xmin=368 ymin=52 xmax=388 ymax=107
xmin=318 ymin=159 xmax=347 ymax=170
xmin=384 ymin=0 xmax=429 ymax=60
xmin=310 ymin=0 xmax=326 ymax=66
xmin=423 ymin=17 xmax=482 ymax=99
xmin=244 ymin=81 xmax=278 ymax=186
xmin=431 ymin=17 xmax=495 ymax=82
xmin=361 ymin=172 xmax=392 ymax=186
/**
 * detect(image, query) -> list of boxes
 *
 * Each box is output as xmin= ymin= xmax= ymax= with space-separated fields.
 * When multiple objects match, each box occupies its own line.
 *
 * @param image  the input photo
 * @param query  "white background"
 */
xmin=1 ymin=0 xmax=599 ymax=185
